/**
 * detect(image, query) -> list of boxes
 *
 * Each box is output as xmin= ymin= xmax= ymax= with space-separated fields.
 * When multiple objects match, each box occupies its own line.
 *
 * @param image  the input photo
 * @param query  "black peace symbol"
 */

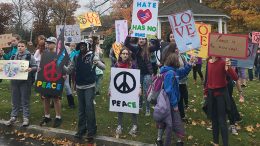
xmin=114 ymin=71 xmax=136 ymax=94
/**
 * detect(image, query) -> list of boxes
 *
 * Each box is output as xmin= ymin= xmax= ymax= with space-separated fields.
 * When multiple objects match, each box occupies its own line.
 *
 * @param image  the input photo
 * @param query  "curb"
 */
xmin=0 ymin=120 xmax=154 ymax=146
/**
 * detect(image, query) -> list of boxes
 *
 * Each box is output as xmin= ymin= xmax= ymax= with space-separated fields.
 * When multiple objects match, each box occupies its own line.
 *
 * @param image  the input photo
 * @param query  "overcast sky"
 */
xmin=0 ymin=0 xmax=111 ymax=16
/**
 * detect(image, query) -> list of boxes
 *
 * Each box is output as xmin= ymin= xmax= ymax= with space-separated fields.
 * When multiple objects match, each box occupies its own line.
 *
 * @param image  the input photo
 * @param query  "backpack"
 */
xmin=147 ymin=72 xmax=167 ymax=104
xmin=153 ymin=89 xmax=171 ymax=122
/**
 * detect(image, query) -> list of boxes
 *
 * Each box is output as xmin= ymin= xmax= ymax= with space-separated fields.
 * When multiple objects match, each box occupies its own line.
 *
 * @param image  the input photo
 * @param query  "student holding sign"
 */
xmin=111 ymin=47 xmax=139 ymax=137
xmin=124 ymin=30 xmax=160 ymax=116
xmin=204 ymin=57 xmax=238 ymax=146
xmin=2 ymin=40 xmax=37 ymax=127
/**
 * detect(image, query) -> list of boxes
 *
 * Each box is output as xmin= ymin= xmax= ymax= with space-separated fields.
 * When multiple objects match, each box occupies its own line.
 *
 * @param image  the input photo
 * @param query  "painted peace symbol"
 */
xmin=79 ymin=17 xmax=87 ymax=24
xmin=114 ymin=71 xmax=136 ymax=94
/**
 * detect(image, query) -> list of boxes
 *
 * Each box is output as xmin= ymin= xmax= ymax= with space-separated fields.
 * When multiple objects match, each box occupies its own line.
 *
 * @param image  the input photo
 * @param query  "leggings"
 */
xmin=193 ymin=64 xmax=203 ymax=81
xmin=178 ymin=84 xmax=188 ymax=118
xmin=209 ymin=89 xmax=229 ymax=146
xmin=117 ymin=112 xmax=137 ymax=126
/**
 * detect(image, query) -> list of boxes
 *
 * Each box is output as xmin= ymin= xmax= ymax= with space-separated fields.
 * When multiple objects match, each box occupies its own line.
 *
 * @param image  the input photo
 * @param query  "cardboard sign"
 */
xmin=0 ymin=60 xmax=29 ymax=80
xmin=0 ymin=34 xmax=12 ymax=49
xmin=112 ymin=42 xmax=123 ymax=60
xmin=187 ymin=23 xmax=211 ymax=58
xmin=115 ymin=20 xmax=128 ymax=43
xmin=35 ymin=52 xmax=65 ymax=96
xmin=109 ymin=68 xmax=140 ymax=114
xmin=168 ymin=10 xmax=201 ymax=53
xmin=131 ymin=0 xmax=159 ymax=38
xmin=252 ymin=32 xmax=260 ymax=45
xmin=77 ymin=12 xmax=102 ymax=29
xmin=231 ymin=42 xmax=258 ymax=68
xmin=208 ymin=33 xmax=248 ymax=59
xmin=56 ymin=25 xmax=81 ymax=43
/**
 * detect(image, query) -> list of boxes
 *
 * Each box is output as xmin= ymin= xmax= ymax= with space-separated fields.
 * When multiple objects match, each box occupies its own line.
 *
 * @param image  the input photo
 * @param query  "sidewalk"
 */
xmin=0 ymin=120 xmax=154 ymax=146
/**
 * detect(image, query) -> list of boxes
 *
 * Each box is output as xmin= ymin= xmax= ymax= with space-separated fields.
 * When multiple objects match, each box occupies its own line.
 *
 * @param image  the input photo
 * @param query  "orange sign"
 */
xmin=112 ymin=42 xmax=123 ymax=60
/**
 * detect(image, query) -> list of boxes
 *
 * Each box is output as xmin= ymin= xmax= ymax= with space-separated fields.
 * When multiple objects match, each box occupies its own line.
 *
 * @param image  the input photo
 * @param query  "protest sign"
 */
xmin=0 ymin=34 xmax=12 ymax=49
xmin=115 ymin=20 xmax=128 ymax=43
xmin=168 ymin=10 xmax=200 ymax=53
xmin=112 ymin=42 xmax=123 ymax=60
xmin=77 ymin=12 xmax=102 ymax=29
xmin=208 ymin=33 xmax=248 ymax=59
xmin=231 ymin=43 xmax=258 ymax=68
xmin=0 ymin=60 xmax=29 ymax=80
xmin=109 ymin=68 xmax=140 ymax=114
xmin=56 ymin=25 xmax=69 ymax=72
xmin=252 ymin=32 xmax=260 ymax=47
xmin=56 ymin=25 xmax=81 ymax=43
xmin=35 ymin=52 xmax=64 ymax=96
xmin=187 ymin=23 xmax=211 ymax=58
xmin=131 ymin=0 xmax=158 ymax=38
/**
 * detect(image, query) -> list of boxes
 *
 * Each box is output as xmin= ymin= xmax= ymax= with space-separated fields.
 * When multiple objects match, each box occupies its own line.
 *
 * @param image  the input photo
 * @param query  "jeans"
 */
xmin=77 ymin=87 xmax=97 ymax=137
xmin=248 ymin=69 xmax=253 ymax=81
xmin=11 ymin=80 xmax=31 ymax=119
xmin=95 ymin=74 xmax=103 ymax=93
xmin=64 ymin=75 xmax=72 ymax=95
xmin=140 ymin=74 xmax=152 ymax=112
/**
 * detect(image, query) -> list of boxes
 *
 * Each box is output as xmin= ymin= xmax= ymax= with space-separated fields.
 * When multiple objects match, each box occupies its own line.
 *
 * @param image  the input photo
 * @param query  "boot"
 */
xmin=67 ymin=94 xmax=75 ymax=108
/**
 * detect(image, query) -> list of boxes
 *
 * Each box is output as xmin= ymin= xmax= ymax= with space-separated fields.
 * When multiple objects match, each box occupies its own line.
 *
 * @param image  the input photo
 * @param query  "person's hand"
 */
xmin=173 ymin=107 xmax=178 ymax=111
xmin=189 ymin=56 xmax=197 ymax=65
xmin=0 ymin=67 xmax=3 ymax=72
xmin=25 ymin=68 xmax=32 ymax=72
xmin=62 ymin=75 xmax=67 ymax=80
xmin=0 ymin=49 xmax=4 ymax=56
xmin=28 ymin=41 xmax=33 ymax=46
xmin=139 ymin=87 xmax=142 ymax=97
xmin=225 ymin=58 xmax=231 ymax=71
xmin=37 ymin=67 xmax=41 ymax=72
xmin=129 ymin=29 xmax=133 ymax=35
xmin=108 ymin=91 xmax=111 ymax=97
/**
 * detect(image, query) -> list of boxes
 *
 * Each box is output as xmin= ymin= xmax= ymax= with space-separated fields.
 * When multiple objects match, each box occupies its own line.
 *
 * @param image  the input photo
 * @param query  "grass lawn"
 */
xmin=0 ymin=58 xmax=259 ymax=145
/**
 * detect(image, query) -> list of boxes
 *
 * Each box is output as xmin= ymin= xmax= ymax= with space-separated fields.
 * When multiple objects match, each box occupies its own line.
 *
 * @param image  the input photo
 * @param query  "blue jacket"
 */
xmin=160 ymin=64 xmax=192 ymax=108
xmin=3 ymin=47 xmax=17 ymax=60
xmin=69 ymin=49 xmax=79 ymax=61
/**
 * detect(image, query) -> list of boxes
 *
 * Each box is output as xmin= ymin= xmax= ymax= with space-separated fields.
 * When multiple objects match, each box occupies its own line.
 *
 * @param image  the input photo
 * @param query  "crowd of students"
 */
xmin=0 ymin=31 xmax=259 ymax=146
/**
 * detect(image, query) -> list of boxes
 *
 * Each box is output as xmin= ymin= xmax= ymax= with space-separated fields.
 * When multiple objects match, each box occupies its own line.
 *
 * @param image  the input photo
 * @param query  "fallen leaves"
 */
xmin=245 ymin=125 xmax=254 ymax=133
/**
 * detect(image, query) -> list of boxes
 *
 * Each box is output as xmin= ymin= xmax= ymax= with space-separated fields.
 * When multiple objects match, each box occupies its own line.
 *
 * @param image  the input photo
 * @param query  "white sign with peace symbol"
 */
xmin=109 ymin=67 xmax=140 ymax=114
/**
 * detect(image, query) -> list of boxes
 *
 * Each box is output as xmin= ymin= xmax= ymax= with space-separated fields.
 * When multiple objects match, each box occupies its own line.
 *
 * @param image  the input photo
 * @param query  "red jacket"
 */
xmin=204 ymin=58 xmax=238 ymax=96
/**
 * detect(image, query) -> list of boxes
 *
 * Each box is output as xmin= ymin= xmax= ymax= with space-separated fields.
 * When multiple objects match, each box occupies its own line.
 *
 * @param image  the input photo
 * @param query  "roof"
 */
xmin=159 ymin=0 xmax=230 ymax=19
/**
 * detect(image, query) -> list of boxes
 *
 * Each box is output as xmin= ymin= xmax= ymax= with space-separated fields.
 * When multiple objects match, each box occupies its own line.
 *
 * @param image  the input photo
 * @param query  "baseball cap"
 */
xmin=46 ymin=37 xmax=57 ymax=44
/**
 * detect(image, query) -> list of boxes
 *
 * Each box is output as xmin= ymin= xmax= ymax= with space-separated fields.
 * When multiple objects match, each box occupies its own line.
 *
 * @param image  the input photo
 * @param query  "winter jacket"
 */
xmin=160 ymin=64 xmax=192 ymax=108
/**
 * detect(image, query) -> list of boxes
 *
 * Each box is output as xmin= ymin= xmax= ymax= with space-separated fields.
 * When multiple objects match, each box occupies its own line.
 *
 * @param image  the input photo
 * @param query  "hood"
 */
xmin=160 ymin=66 xmax=175 ymax=74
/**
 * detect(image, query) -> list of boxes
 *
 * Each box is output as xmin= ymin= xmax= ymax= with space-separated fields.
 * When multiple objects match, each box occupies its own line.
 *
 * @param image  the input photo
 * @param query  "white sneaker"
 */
xmin=145 ymin=110 xmax=150 ymax=116
xmin=93 ymin=100 xmax=96 ymax=105
xmin=229 ymin=125 xmax=238 ymax=135
xmin=116 ymin=125 xmax=122 ymax=135
xmin=22 ymin=118 xmax=29 ymax=127
xmin=129 ymin=125 xmax=137 ymax=136
xmin=5 ymin=117 xmax=16 ymax=126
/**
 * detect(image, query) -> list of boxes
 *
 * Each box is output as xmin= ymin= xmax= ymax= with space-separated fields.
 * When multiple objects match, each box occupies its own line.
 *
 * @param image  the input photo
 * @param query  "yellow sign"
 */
xmin=77 ymin=12 xmax=102 ymax=29
xmin=112 ymin=42 xmax=123 ymax=60
xmin=187 ymin=23 xmax=211 ymax=58
xmin=0 ymin=34 xmax=12 ymax=49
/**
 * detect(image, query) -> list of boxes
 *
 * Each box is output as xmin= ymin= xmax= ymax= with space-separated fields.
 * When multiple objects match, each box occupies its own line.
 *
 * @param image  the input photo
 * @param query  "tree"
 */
xmin=0 ymin=3 xmax=14 ymax=33
xmin=27 ymin=0 xmax=53 ymax=37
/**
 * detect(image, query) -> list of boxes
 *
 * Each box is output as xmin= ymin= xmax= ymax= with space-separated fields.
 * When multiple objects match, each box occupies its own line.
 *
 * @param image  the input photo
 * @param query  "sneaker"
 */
xmin=129 ymin=125 xmax=137 ymax=136
xmin=40 ymin=117 xmax=52 ymax=126
xmin=206 ymin=126 xmax=212 ymax=131
xmin=22 ymin=118 xmax=29 ymax=127
xmin=229 ymin=125 xmax=238 ymax=135
xmin=95 ymin=92 xmax=100 ymax=96
xmin=93 ymin=100 xmax=96 ymax=105
xmin=53 ymin=118 xmax=62 ymax=128
xmin=116 ymin=125 xmax=122 ymax=135
xmin=145 ymin=110 xmax=150 ymax=116
xmin=176 ymin=141 xmax=184 ymax=146
xmin=155 ymin=139 xmax=163 ymax=146
xmin=5 ymin=117 xmax=16 ymax=126
xmin=74 ymin=130 xmax=87 ymax=139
